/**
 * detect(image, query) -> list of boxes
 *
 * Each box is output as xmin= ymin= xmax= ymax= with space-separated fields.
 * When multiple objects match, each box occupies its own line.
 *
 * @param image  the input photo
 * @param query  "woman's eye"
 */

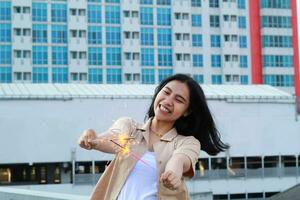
xmin=176 ymin=99 xmax=183 ymax=103
xmin=163 ymin=90 xmax=170 ymax=95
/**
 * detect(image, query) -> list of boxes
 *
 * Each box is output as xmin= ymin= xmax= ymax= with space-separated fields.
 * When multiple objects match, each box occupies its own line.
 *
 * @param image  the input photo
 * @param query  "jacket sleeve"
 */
xmin=107 ymin=117 xmax=134 ymax=137
xmin=172 ymin=136 xmax=201 ymax=179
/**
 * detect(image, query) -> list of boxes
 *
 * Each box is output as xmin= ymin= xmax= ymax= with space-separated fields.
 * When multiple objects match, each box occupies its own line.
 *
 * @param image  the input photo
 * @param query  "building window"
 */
xmin=239 ymin=55 xmax=248 ymax=68
xmin=261 ymin=0 xmax=290 ymax=9
xmin=157 ymin=8 xmax=171 ymax=26
xmin=240 ymin=75 xmax=248 ymax=85
xmin=33 ymin=24 xmax=47 ymax=43
xmin=191 ymin=0 xmax=201 ymax=7
xmin=140 ymin=0 xmax=153 ymax=5
xmin=193 ymin=74 xmax=204 ymax=84
xmin=263 ymin=55 xmax=293 ymax=67
xmin=157 ymin=28 xmax=172 ymax=46
xmin=239 ymin=35 xmax=247 ymax=48
xmin=141 ymin=28 xmax=154 ymax=45
xmin=106 ymin=26 xmax=121 ymax=45
xmin=88 ymin=26 xmax=102 ymax=44
xmin=192 ymin=14 xmax=201 ymax=27
xmin=237 ymin=0 xmax=246 ymax=9
xmin=210 ymin=15 xmax=220 ymax=27
xmin=192 ymin=34 xmax=202 ymax=47
xmin=88 ymin=47 xmax=102 ymax=65
xmin=52 ymin=46 xmax=68 ymax=65
xmin=261 ymin=16 xmax=291 ymax=28
xmin=158 ymin=69 xmax=173 ymax=82
xmin=88 ymin=68 xmax=103 ymax=84
xmin=158 ymin=48 xmax=172 ymax=66
xmin=211 ymin=54 xmax=221 ymax=68
xmin=263 ymin=74 xmax=294 ymax=87
xmin=0 ymin=66 xmax=12 ymax=83
xmin=106 ymin=0 xmax=120 ymax=3
xmin=0 ymin=45 xmax=11 ymax=64
xmin=51 ymin=3 xmax=67 ymax=22
xmin=33 ymin=46 xmax=48 ymax=65
xmin=212 ymin=75 xmax=222 ymax=84
xmin=140 ymin=7 xmax=153 ymax=25
xmin=0 ymin=23 xmax=11 ymax=42
xmin=209 ymin=0 xmax=219 ymax=8
xmin=210 ymin=35 xmax=221 ymax=47
xmin=192 ymin=54 xmax=203 ymax=67
xmin=105 ymin=5 xmax=120 ymax=24
xmin=52 ymin=67 xmax=68 ymax=83
xmin=33 ymin=67 xmax=48 ymax=83
xmin=0 ymin=1 xmax=11 ymax=21
xmin=107 ymin=68 xmax=122 ymax=84
xmin=141 ymin=48 xmax=154 ymax=66
xmin=106 ymin=47 xmax=121 ymax=66
xmin=88 ymin=5 xmax=101 ymax=23
xmin=262 ymin=35 xmax=292 ymax=48
xmin=142 ymin=68 xmax=155 ymax=84
xmin=238 ymin=16 xmax=246 ymax=29
xmin=52 ymin=25 xmax=67 ymax=44
xmin=32 ymin=2 xmax=47 ymax=22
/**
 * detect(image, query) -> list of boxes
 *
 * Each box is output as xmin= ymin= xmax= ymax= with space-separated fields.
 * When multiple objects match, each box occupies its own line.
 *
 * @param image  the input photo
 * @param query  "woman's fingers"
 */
xmin=160 ymin=170 xmax=181 ymax=190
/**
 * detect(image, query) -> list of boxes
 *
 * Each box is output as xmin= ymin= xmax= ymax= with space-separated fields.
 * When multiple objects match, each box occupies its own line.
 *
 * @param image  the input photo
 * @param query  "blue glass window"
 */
xmin=106 ymin=26 xmax=121 ymax=45
xmin=239 ymin=55 xmax=248 ymax=68
xmin=141 ymin=48 xmax=154 ymax=66
xmin=262 ymin=35 xmax=292 ymax=48
xmin=52 ymin=46 xmax=68 ymax=65
xmin=261 ymin=0 xmax=290 ymax=9
xmin=192 ymin=14 xmax=201 ymax=27
xmin=33 ymin=24 xmax=48 ymax=43
xmin=105 ymin=5 xmax=120 ymax=24
xmin=210 ymin=35 xmax=221 ymax=47
xmin=142 ymin=68 xmax=155 ymax=84
xmin=212 ymin=75 xmax=222 ymax=84
xmin=0 ymin=45 xmax=11 ymax=64
xmin=106 ymin=47 xmax=121 ymax=65
xmin=158 ymin=48 xmax=172 ymax=66
xmin=33 ymin=46 xmax=48 ymax=65
xmin=88 ymin=0 xmax=102 ymax=2
xmin=107 ymin=68 xmax=122 ymax=84
xmin=263 ymin=55 xmax=293 ymax=67
xmin=193 ymin=54 xmax=203 ymax=67
xmin=157 ymin=8 xmax=171 ymax=26
xmin=191 ymin=0 xmax=201 ymax=7
xmin=106 ymin=0 xmax=120 ymax=2
xmin=261 ymin=16 xmax=291 ymax=28
xmin=193 ymin=74 xmax=204 ymax=84
xmin=0 ymin=2 xmax=11 ymax=21
xmin=157 ymin=0 xmax=171 ymax=5
xmin=192 ymin=34 xmax=202 ymax=47
xmin=52 ymin=25 xmax=67 ymax=43
xmin=51 ymin=4 xmax=67 ymax=22
xmin=88 ymin=68 xmax=103 ymax=84
xmin=141 ymin=28 xmax=154 ymax=45
xmin=238 ymin=16 xmax=246 ymax=28
xmin=140 ymin=7 xmax=153 ymax=25
xmin=32 ymin=3 xmax=47 ymax=22
xmin=88 ymin=47 xmax=102 ymax=65
xmin=158 ymin=69 xmax=173 ymax=82
xmin=0 ymin=66 xmax=12 ymax=83
xmin=211 ymin=54 xmax=221 ymax=67
xmin=239 ymin=35 xmax=247 ymax=48
xmin=209 ymin=0 xmax=219 ymax=8
xmin=237 ymin=0 xmax=246 ymax=9
xmin=88 ymin=5 xmax=101 ymax=23
xmin=33 ymin=67 xmax=48 ymax=83
xmin=88 ymin=26 xmax=102 ymax=44
xmin=263 ymin=74 xmax=293 ymax=87
xmin=52 ymin=67 xmax=68 ymax=83
xmin=157 ymin=28 xmax=172 ymax=46
xmin=240 ymin=75 xmax=248 ymax=85
xmin=210 ymin=15 xmax=219 ymax=27
xmin=140 ymin=0 xmax=153 ymax=4
xmin=0 ymin=23 xmax=11 ymax=42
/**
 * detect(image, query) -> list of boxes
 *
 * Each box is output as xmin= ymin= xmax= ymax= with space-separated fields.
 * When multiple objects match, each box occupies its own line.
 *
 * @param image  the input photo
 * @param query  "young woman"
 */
xmin=78 ymin=74 xmax=229 ymax=200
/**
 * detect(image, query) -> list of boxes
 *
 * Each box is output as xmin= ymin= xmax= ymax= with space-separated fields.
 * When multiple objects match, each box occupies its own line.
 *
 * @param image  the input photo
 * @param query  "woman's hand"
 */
xmin=160 ymin=170 xmax=182 ymax=190
xmin=78 ymin=129 xmax=97 ymax=150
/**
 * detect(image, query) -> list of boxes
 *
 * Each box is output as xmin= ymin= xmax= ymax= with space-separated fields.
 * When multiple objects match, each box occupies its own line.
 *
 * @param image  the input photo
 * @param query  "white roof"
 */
xmin=0 ymin=83 xmax=294 ymax=102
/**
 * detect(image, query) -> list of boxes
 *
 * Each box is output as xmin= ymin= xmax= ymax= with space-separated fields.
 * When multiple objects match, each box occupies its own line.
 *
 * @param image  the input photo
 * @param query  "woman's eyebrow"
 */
xmin=165 ymin=86 xmax=187 ymax=103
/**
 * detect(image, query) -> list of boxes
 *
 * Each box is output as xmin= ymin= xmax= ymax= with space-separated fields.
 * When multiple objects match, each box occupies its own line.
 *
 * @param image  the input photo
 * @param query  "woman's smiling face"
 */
xmin=153 ymin=80 xmax=190 ymax=123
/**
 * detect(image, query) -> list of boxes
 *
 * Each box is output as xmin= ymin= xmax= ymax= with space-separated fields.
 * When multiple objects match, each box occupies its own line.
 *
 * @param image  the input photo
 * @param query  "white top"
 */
xmin=117 ymin=151 xmax=158 ymax=200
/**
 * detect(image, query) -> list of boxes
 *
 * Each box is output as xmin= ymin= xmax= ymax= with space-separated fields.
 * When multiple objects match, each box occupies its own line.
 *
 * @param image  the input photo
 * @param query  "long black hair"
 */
xmin=146 ymin=74 xmax=229 ymax=155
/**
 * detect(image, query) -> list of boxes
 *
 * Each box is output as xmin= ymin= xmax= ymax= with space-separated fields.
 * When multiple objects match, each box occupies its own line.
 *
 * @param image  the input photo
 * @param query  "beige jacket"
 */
xmin=90 ymin=117 xmax=200 ymax=200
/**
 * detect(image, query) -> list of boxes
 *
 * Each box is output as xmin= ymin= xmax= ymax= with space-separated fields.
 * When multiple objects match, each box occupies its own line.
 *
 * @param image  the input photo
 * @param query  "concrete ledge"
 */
xmin=0 ymin=187 xmax=89 ymax=200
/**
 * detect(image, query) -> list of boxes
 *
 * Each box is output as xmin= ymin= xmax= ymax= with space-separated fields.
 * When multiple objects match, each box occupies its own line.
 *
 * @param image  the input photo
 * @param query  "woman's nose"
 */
xmin=164 ymin=95 xmax=174 ymax=106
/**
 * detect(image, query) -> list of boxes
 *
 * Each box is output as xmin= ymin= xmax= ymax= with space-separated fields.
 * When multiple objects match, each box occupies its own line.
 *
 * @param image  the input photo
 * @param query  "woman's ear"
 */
xmin=183 ymin=110 xmax=191 ymax=117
